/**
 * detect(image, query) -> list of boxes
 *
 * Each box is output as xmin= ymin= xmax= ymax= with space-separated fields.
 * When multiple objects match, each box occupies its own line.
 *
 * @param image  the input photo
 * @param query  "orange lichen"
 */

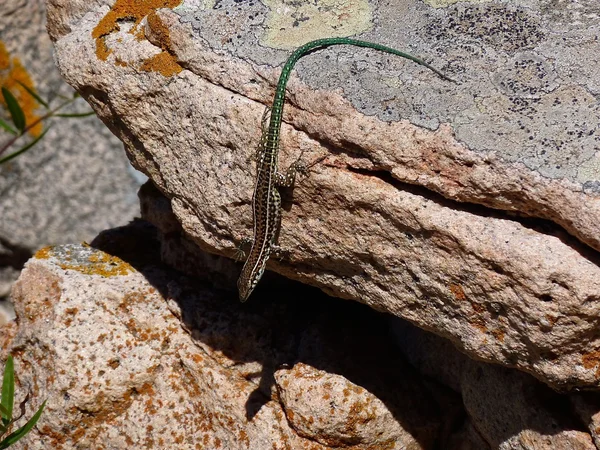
xmin=449 ymin=284 xmax=467 ymax=301
xmin=490 ymin=327 xmax=505 ymax=342
xmin=582 ymin=351 xmax=600 ymax=378
xmin=34 ymin=246 xmax=53 ymax=259
xmin=91 ymin=0 xmax=182 ymax=76
xmin=60 ymin=251 xmax=134 ymax=277
xmin=35 ymin=245 xmax=134 ymax=277
xmin=139 ymin=51 xmax=182 ymax=77
xmin=95 ymin=37 xmax=113 ymax=62
xmin=191 ymin=353 xmax=204 ymax=364
xmin=471 ymin=301 xmax=485 ymax=314
xmin=146 ymin=11 xmax=174 ymax=49
xmin=470 ymin=316 xmax=488 ymax=334
xmin=544 ymin=314 xmax=558 ymax=326
xmin=92 ymin=0 xmax=180 ymax=43
xmin=0 ymin=41 xmax=43 ymax=136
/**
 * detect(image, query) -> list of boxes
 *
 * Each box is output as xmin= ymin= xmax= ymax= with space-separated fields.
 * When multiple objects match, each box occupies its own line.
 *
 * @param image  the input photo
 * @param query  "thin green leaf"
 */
xmin=1 ymin=356 xmax=14 ymax=425
xmin=0 ymin=400 xmax=46 ymax=449
xmin=15 ymin=81 xmax=49 ymax=109
xmin=55 ymin=111 xmax=95 ymax=118
xmin=1 ymin=88 xmax=26 ymax=132
xmin=0 ymin=127 xmax=51 ymax=165
xmin=0 ymin=404 xmax=7 ymax=418
xmin=0 ymin=423 xmax=6 ymax=436
xmin=0 ymin=118 xmax=17 ymax=135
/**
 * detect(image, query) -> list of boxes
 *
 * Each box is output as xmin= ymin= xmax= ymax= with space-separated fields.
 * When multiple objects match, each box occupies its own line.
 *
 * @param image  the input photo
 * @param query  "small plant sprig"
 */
xmin=0 ymin=83 xmax=94 ymax=165
xmin=0 ymin=356 xmax=46 ymax=449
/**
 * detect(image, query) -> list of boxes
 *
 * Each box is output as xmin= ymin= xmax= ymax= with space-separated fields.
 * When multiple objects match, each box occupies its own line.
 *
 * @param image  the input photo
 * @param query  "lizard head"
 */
xmin=237 ymin=277 xmax=254 ymax=302
xmin=237 ymin=266 xmax=263 ymax=302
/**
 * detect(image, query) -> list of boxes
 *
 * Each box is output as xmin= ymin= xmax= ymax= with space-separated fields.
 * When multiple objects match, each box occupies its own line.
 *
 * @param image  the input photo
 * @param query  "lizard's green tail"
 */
xmin=283 ymin=38 xmax=453 ymax=85
xmin=267 ymin=37 xmax=454 ymax=136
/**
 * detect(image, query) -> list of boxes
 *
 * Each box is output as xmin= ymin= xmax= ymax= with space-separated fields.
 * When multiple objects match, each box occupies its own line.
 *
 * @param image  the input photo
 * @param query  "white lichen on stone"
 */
xmin=262 ymin=0 xmax=373 ymax=49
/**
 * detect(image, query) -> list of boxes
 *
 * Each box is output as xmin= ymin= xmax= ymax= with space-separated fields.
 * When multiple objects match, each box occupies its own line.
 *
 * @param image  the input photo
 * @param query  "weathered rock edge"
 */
xmin=47 ymin=2 xmax=600 ymax=254
xmin=4 ymin=234 xmax=460 ymax=450
xmin=46 ymin=2 xmax=600 ymax=390
xmin=5 ymin=230 xmax=600 ymax=449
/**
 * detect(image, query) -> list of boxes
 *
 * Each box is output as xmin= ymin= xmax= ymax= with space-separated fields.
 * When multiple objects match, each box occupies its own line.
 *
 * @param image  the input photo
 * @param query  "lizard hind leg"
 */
xmin=234 ymin=237 xmax=253 ymax=262
xmin=275 ymin=151 xmax=327 ymax=188
xmin=274 ymin=151 xmax=305 ymax=188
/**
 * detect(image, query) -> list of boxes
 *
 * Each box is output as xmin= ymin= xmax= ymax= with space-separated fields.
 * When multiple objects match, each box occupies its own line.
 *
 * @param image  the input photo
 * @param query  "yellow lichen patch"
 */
xmin=92 ymin=0 xmax=183 ymax=77
xmin=262 ymin=0 xmax=373 ymax=50
xmin=140 ymin=51 xmax=182 ymax=77
xmin=34 ymin=246 xmax=54 ymax=259
xmin=0 ymin=40 xmax=43 ymax=136
xmin=36 ymin=244 xmax=134 ymax=277
xmin=64 ymin=250 xmax=134 ymax=277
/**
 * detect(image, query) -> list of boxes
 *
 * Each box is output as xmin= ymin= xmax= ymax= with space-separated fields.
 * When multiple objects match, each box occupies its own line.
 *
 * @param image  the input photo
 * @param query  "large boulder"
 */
xmin=45 ymin=0 xmax=600 ymax=391
xmin=3 ymin=221 xmax=599 ymax=448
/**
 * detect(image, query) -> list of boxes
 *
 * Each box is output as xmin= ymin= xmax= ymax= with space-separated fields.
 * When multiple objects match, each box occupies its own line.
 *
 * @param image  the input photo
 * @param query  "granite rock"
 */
xmin=4 ymin=221 xmax=600 ymax=449
xmin=0 ymin=0 xmax=144 ymax=304
xmin=392 ymin=318 xmax=597 ymax=450
xmin=45 ymin=0 xmax=600 ymax=390
xmin=2 ymin=222 xmax=460 ymax=449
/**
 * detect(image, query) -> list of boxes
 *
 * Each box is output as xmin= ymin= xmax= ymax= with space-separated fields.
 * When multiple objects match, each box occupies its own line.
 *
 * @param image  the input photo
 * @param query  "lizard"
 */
xmin=237 ymin=37 xmax=454 ymax=302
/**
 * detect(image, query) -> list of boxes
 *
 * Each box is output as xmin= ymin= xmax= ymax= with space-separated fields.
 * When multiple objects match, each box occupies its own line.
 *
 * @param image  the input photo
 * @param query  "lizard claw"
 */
xmin=297 ymin=153 xmax=327 ymax=177
xmin=234 ymin=237 xmax=252 ymax=262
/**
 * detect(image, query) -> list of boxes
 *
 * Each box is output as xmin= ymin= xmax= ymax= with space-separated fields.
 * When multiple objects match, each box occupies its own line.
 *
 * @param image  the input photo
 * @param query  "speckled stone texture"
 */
xmin=0 ymin=0 xmax=144 ymax=307
xmin=1 ymin=222 xmax=464 ymax=449
xmin=4 ymin=221 xmax=600 ymax=449
xmin=392 ymin=318 xmax=597 ymax=450
xmin=45 ymin=0 xmax=600 ymax=391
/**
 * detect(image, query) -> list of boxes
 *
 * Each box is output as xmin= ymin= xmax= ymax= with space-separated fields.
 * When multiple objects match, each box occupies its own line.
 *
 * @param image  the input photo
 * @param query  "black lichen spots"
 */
xmin=495 ymin=54 xmax=554 ymax=99
xmin=583 ymin=181 xmax=600 ymax=195
xmin=291 ymin=11 xmax=310 ymax=27
xmin=214 ymin=0 xmax=256 ymax=11
xmin=426 ymin=5 xmax=545 ymax=53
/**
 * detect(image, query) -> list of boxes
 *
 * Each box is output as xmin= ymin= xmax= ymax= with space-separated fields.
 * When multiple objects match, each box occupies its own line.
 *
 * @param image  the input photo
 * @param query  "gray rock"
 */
xmin=391 ymin=318 xmax=598 ymax=450
xmin=0 ymin=0 xmax=144 ymax=301
xmin=570 ymin=392 xmax=600 ymax=449
xmin=46 ymin=0 xmax=600 ymax=389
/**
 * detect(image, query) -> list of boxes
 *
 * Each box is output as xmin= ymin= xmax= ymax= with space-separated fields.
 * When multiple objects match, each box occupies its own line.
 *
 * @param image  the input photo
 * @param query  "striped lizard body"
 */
xmin=237 ymin=37 xmax=453 ymax=301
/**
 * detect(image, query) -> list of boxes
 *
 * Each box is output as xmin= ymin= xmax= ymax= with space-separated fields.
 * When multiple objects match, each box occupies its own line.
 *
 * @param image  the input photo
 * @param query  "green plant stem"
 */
xmin=0 ymin=98 xmax=75 ymax=158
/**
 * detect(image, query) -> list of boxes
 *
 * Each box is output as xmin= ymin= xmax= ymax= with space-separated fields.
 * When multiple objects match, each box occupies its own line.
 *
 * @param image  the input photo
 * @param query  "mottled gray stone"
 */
xmin=45 ymin=0 xmax=600 ymax=390
xmin=0 ymin=0 xmax=144 ymax=301
xmin=391 ymin=317 xmax=598 ymax=450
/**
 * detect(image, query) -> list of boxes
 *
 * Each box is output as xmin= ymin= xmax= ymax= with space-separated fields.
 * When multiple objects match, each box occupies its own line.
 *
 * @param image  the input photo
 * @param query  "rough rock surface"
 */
xmin=0 ymin=0 xmax=144 ymax=307
xmin=45 ymin=0 xmax=600 ymax=390
xmin=3 ymin=221 xmax=600 ymax=449
xmin=392 ymin=318 xmax=597 ymax=450
xmin=2 ymin=223 xmax=458 ymax=449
